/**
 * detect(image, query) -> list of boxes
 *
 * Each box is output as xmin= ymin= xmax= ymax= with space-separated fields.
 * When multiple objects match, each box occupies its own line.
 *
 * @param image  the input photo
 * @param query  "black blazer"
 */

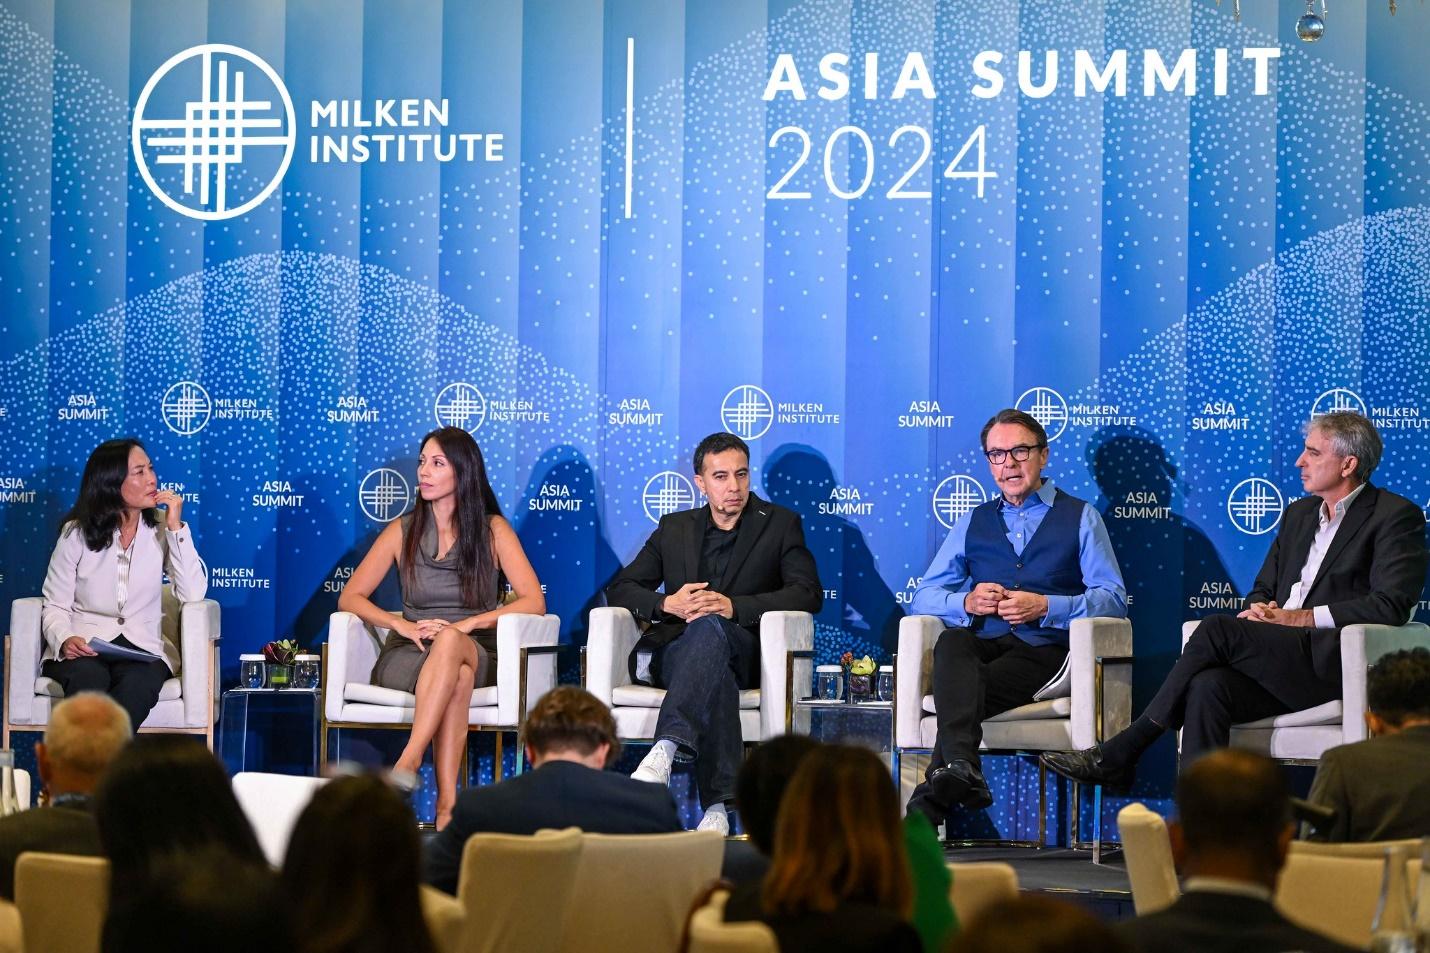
xmin=421 ymin=760 xmax=684 ymax=895
xmin=0 ymin=802 xmax=102 ymax=900
xmin=1305 ymin=724 xmax=1430 ymax=842
xmin=606 ymin=493 xmax=822 ymax=649
xmin=1116 ymin=890 xmax=1359 ymax=953
xmin=1244 ymin=484 xmax=1426 ymax=628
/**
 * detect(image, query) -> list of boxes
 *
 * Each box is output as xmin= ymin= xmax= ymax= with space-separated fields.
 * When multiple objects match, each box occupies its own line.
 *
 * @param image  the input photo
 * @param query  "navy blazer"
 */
xmin=1117 ymin=890 xmax=1359 ymax=953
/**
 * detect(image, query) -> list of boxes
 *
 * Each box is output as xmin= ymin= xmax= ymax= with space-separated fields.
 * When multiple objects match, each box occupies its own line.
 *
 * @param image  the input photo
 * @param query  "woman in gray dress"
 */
xmin=339 ymin=427 xmax=545 ymax=829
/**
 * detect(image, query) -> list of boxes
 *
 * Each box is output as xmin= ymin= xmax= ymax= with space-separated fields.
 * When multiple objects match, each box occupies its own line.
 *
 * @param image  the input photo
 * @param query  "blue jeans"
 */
xmin=650 ymin=615 xmax=758 ymax=808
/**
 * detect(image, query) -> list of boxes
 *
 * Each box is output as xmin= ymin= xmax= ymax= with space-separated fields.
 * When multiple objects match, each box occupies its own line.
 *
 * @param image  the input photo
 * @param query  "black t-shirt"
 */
xmin=698 ymin=520 xmax=739 ymax=589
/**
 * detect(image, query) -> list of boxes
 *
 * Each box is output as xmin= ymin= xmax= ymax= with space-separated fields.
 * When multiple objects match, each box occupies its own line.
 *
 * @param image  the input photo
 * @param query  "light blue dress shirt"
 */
xmin=909 ymin=480 xmax=1128 ymax=631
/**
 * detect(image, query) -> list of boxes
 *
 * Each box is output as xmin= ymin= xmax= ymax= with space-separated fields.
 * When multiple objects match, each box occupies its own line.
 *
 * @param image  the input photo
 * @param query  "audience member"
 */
xmin=1305 ymin=647 xmax=1430 ymax=842
xmin=724 ymin=744 xmax=922 ymax=953
xmin=423 ymin=686 xmax=682 ymax=894
xmin=281 ymin=775 xmax=437 ymax=953
xmin=0 ymin=693 xmax=131 ymax=899
xmin=1116 ymin=749 xmax=1357 ymax=953
xmin=723 ymin=734 xmax=821 ymax=885
xmin=104 ymin=845 xmax=287 ymax=953
xmin=950 ymin=895 xmax=1129 ymax=953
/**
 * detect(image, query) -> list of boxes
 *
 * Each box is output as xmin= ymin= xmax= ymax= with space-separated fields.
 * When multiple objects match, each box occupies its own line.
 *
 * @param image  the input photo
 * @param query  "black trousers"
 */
xmin=41 ymin=636 xmax=171 ymax=731
xmin=929 ymin=627 xmax=1067 ymax=775
xmin=1145 ymin=613 xmax=1341 ymax=765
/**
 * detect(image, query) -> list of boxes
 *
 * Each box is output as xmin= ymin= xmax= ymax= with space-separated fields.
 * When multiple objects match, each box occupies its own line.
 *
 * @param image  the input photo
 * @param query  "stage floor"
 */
xmin=943 ymin=845 xmax=1134 ymax=921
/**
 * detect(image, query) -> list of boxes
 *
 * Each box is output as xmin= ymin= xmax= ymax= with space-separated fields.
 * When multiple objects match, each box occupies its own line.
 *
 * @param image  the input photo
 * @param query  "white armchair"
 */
xmin=320 ymin=610 xmax=560 ymax=776
xmin=893 ymin=615 xmax=1133 ymax=846
xmin=5 ymin=592 xmax=220 ymax=748
xmin=584 ymin=607 xmax=812 ymax=745
xmin=1179 ymin=619 xmax=1430 ymax=762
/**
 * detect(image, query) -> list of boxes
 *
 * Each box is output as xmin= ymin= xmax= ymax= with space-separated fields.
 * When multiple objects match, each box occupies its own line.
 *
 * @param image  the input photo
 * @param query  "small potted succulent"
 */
xmin=262 ymin=639 xmax=302 ymax=689
xmin=841 ymin=651 xmax=878 ymax=702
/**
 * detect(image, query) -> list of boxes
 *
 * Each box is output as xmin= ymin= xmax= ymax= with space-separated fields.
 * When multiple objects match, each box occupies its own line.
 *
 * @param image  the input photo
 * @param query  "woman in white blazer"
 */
xmin=41 ymin=438 xmax=208 ymax=730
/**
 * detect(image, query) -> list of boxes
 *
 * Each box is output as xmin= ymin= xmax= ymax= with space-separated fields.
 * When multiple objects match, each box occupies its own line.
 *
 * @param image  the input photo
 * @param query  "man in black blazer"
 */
xmin=1305 ymin=647 xmax=1430 ymax=842
xmin=422 ymin=686 xmax=683 ymax=895
xmin=1117 ymin=749 xmax=1357 ymax=953
xmin=607 ymin=432 xmax=821 ymax=834
xmin=1046 ymin=411 xmax=1427 ymax=785
xmin=0 ymin=692 xmax=132 ymax=899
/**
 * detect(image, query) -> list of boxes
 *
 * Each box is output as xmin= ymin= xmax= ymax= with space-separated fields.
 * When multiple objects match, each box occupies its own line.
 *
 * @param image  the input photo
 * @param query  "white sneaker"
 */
xmin=696 ymin=808 xmax=730 ymax=836
xmin=631 ymin=743 xmax=674 ymax=786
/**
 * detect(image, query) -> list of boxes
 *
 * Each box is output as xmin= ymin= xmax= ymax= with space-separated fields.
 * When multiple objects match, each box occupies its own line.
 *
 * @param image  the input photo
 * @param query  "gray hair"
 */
xmin=1306 ymin=412 xmax=1382 ymax=482
xmin=43 ymin=692 xmax=133 ymax=776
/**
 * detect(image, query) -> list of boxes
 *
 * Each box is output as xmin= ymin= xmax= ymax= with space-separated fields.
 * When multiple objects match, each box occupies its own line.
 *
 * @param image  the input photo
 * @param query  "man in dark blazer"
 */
xmin=1305 ymin=647 xmax=1430 ymax=842
xmin=607 ymin=431 xmax=821 ymax=834
xmin=0 ymin=692 xmax=132 ymax=899
xmin=422 ymin=686 xmax=682 ymax=895
xmin=1046 ymin=411 xmax=1427 ymax=785
xmin=1117 ymin=749 xmax=1357 ymax=953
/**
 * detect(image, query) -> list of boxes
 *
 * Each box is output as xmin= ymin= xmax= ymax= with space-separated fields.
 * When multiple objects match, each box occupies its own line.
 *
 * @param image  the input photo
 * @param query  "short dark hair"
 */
xmin=1368 ymin=648 xmax=1430 ymax=726
xmin=979 ymin=409 xmax=1048 ymax=451
xmin=693 ymin=432 xmax=750 ymax=475
xmin=524 ymin=686 xmax=621 ymax=765
xmin=1175 ymin=749 xmax=1289 ymax=874
xmin=735 ymin=735 xmax=821 ymax=855
xmin=949 ymin=895 xmax=1131 ymax=953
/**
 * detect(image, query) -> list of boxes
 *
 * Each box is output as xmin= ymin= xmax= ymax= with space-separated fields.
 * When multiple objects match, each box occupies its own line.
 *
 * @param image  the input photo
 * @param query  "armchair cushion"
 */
xmin=611 ymin=685 xmax=760 ymax=709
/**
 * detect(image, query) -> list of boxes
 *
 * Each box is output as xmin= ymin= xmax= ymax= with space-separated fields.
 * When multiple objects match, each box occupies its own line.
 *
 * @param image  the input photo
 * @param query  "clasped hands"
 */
xmin=661 ymin=582 xmax=734 ymax=623
xmin=1237 ymin=600 xmax=1315 ymax=627
xmin=395 ymin=617 xmax=472 ymax=650
xmin=963 ymin=582 xmax=1048 ymax=626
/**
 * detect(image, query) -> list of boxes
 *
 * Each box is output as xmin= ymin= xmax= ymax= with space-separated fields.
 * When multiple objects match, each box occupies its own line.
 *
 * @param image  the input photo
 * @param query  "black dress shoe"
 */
xmin=929 ymin=759 xmax=993 ymax=811
xmin=1040 ymin=746 xmax=1135 ymax=791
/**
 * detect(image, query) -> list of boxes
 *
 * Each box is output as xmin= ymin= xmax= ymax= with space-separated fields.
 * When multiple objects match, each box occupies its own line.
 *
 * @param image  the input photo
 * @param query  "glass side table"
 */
xmin=220 ymin=688 xmax=321 ymax=776
xmin=784 ymin=650 xmax=895 ymax=770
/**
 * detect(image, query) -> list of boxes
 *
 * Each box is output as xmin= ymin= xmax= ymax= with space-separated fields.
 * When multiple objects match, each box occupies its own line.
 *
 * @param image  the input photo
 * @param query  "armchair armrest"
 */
xmin=895 ymin=615 xmax=944 ymax=750
xmin=1069 ymin=617 xmax=1133 ymax=750
xmin=758 ymin=611 xmax=813 ymax=741
xmin=586 ymin=607 xmax=640 ymax=705
xmin=1339 ymin=622 xmax=1430 ymax=743
xmin=179 ymin=599 xmax=220 ymax=729
xmin=324 ymin=612 xmax=385 ymax=723
xmin=494 ymin=613 xmax=561 ymax=724
xmin=7 ymin=598 xmax=44 ymax=726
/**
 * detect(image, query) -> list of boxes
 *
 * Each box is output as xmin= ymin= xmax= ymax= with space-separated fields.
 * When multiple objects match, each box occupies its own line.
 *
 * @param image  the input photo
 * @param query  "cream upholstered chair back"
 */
xmin=1117 ymin=803 xmax=1181 ymax=914
xmin=419 ymin=884 xmax=466 ymax=953
xmin=12 ymin=769 xmax=29 ymax=812
xmin=15 ymin=852 xmax=110 ymax=953
xmin=947 ymin=861 xmax=1019 ymax=924
xmin=232 ymin=772 xmax=330 ymax=867
xmin=1289 ymin=837 xmax=1424 ymax=858
xmin=1274 ymin=849 xmax=1389 ymax=949
xmin=687 ymin=890 xmax=779 ymax=953
xmin=455 ymin=827 xmax=583 ymax=953
xmin=0 ymin=899 xmax=20 ymax=953
xmin=558 ymin=830 xmax=725 ymax=953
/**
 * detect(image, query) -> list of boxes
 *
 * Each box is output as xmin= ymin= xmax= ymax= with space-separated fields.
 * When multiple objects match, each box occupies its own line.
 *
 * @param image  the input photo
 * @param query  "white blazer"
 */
xmin=41 ymin=519 xmax=208 ymax=673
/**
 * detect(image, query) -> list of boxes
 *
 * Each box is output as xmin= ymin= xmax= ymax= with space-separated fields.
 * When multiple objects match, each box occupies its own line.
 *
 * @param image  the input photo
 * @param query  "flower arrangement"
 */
xmin=840 ymin=651 xmax=877 ymax=700
xmin=262 ymin=639 xmax=303 ymax=688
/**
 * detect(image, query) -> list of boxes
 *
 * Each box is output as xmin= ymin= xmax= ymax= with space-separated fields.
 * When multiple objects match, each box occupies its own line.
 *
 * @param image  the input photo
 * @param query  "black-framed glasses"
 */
xmin=984 ymin=444 xmax=1046 ymax=465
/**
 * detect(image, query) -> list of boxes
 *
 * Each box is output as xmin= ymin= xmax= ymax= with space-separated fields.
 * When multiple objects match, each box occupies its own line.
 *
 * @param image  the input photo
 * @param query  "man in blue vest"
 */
xmin=906 ymin=409 xmax=1127 ymax=824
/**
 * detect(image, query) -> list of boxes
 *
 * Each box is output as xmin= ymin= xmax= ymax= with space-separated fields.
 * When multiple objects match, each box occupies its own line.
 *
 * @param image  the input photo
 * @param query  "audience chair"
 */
xmin=1116 ymin=803 xmax=1180 ymax=915
xmin=14 ymin=852 xmax=108 ymax=953
xmin=894 ymin=615 xmax=1133 ymax=848
xmin=455 ymin=828 xmax=583 ymax=953
xmin=420 ymin=884 xmax=466 ymax=953
xmin=946 ymin=861 xmax=1020 ymax=924
xmin=1274 ymin=847 xmax=1391 ymax=950
xmin=0 ymin=898 xmax=18 ymax=953
xmin=558 ymin=830 xmax=725 ymax=953
xmin=1289 ymin=837 xmax=1425 ymax=858
xmin=687 ymin=889 xmax=779 ymax=953
xmin=11 ymin=769 xmax=29 ymax=812
xmin=1179 ymin=620 xmax=1430 ymax=763
xmin=232 ymin=772 xmax=330 ymax=867
xmin=584 ymin=607 xmax=812 ymax=750
xmin=6 ymin=592 xmax=221 ymax=749
xmin=321 ymin=609 xmax=560 ymax=777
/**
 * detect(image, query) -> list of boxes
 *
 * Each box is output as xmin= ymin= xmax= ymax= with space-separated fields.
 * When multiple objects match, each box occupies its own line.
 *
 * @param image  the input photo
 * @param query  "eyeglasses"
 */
xmin=983 ymin=444 xmax=1046 ymax=465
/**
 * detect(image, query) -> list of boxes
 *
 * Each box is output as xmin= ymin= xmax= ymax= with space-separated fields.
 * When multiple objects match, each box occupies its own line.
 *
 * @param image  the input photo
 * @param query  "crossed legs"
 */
xmin=396 ymin=628 xmax=480 ymax=829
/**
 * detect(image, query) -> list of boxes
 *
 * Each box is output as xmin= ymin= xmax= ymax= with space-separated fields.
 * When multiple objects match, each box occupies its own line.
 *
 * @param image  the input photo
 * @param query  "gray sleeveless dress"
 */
xmin=370 ymin=514 xmax=500 ymax=693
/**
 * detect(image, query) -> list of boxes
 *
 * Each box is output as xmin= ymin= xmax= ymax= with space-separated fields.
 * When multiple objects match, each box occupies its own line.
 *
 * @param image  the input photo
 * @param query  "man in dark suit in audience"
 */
xmin=0 ymin=692 xmax=132 ymax=899
xmin=1305 ymin=647 xmax=1430 ymax=842
xmin=1118 ymin=749 xmax=1357 ymax=953
xmin=422 ymin=686 xmax=682 ymax=895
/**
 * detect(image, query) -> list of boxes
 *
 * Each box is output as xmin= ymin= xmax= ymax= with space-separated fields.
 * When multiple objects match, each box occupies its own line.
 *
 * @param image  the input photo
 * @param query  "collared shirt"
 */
xmin=1182 ymin=876 xmax=1273 ymax=903
xmin=1283 ymin=482 xmax=1366 ymax=629
xmin=909 ymin=479 xmax=1127 ymax=629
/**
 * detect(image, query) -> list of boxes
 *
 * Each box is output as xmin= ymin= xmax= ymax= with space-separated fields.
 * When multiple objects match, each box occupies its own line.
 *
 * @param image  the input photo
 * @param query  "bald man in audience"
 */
xmin=0 ymin=692 xmax=133 ymax=899
xmin=1117 ymin=749 xmax=1356 ymax=953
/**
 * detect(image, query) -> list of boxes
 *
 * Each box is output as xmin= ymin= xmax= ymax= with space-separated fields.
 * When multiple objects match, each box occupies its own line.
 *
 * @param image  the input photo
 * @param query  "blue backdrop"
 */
xmin=2 ymin=0 xmax=1428 ymax=814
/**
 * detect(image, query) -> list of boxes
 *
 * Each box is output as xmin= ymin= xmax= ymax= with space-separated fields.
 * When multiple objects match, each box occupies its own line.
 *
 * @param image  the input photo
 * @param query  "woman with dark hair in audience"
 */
xmin=281 ymin=775 xmax=437 ymax=953
xmin=41 ymin=437 xmax=207 ymax=731
xmin=949 ymin=895 xmax=1131 ymax=953
xmin=339 ymin=426 xmax=545 ymax=829
xmin=725 ymin=744 xmax=922 ymax=953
